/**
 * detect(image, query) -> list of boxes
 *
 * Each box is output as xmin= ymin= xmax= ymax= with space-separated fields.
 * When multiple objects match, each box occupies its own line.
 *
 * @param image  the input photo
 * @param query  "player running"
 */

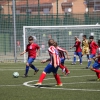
xmin=55 ymin=42 xmax=70 ymax=76
xmin=20 ymin=36 xmax=40 ymax=77
xmin=82 ymin=35 xmax=89 ymax=61
xmin=90 ymin=39 xmax=100 ymax=81
xmin=70 ymin=36 xmax=82 ymax=65
xmin=86 ymin=36 xmax=98 ymax=69
xmin=35 ymin=39 xmax=62 ymax=86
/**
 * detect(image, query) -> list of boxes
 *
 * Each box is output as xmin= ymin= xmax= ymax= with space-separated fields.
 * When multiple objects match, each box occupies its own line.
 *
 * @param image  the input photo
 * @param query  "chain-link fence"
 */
xmin=0 ymin=0 xmax=100 ymax=62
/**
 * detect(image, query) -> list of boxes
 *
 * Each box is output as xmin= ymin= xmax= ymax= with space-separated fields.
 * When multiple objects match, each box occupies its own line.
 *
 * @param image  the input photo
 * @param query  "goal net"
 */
xmin=23 ymin=25 xmax=100 ymax=62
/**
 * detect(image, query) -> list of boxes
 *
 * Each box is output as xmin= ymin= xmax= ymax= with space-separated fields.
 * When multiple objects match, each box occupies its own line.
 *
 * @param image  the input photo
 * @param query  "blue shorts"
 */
xmin=27 ymin=57 xmax=35 ymax=64
xmin=44 ymin=63 xmax=59 ymax=74
xmin=92 ymin=61 xmax=100 ymax=69
xmin=60 ymin=58 xmax=65 ymax=64
xmin=74 ymin=52 xmax=82 ymax=56
xmin=89 ymin=54 xmax=95 ymax=59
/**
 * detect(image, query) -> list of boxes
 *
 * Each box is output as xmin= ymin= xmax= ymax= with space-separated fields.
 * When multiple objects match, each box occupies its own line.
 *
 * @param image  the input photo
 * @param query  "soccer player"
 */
xmin=82 ymin=35 xmax=89 ymax=60
xmin=35 ymin=39 xmax=62 ymax=86
xmin=86 ymin=36 xmax=98 ymax=69
xmin=20 ymin=36 xmax=40 ymax=77
xmin=55 ymin=42 xmax=70 ymax=76
xmin=70 ymin=36 xmax=82 ymax=65
xmin=90 ymin=39 xmax=100 ymax=81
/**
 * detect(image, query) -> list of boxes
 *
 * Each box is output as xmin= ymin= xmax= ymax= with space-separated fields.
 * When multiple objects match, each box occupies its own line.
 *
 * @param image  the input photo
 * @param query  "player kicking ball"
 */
xmin=90 ymin=39 xmax=100 ymax=81
xmin=34 ymin=39 xmax=62 ymax=86
xmin=20 ymin=36 xmax=40 ymax=77
xmin=70 ymin=36 xmax=82 ymax=65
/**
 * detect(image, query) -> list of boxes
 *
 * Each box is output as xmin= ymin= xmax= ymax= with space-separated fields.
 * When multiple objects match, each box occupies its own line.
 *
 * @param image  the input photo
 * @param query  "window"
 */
xmin=43 ymin=8 xmax=49 ymax=15
xmin=64 ymin=8 xmax=72 ymax=13
xmin=94 ymin=5 xmax=100 ymax=11
xmin=26 ymin=9 xmax=32 ymax=14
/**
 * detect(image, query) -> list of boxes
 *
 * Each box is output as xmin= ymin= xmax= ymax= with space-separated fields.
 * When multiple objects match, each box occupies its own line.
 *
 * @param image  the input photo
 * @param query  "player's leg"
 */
xmin=86 ymin=48 xmax=90 ymax=60
xmin=53 ymin=67 xmax=62 ymax=86
xmin=77 ymin=52 xmax=82 ymax=64
xmin=72 ymin=52 xmax=77 ymax=65
xmin=90 ymin=61 xmax=100 ymax=80
xmin=59 ymin=58 xmax=65 ymax=73
xmin=24 ymin=58 xmax=30 ymax=77
xmin=35 ymin=63 xmax=52 ymax=85
xmin=87 ymin=54 xmax=95 ymax=69
xmin=28 ymin=58 xmax=39 ymax=75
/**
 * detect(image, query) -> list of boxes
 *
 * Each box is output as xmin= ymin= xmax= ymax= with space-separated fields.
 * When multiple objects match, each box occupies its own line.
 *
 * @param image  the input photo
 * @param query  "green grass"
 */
xmin=0 ymin=61 xmax=100 ymax=100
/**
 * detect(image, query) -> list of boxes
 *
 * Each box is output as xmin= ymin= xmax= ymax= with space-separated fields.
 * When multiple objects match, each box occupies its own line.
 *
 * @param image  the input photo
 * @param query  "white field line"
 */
xmin=0 ymin=85 xmax=22 ymax=87
xmin=23 ymin=75 xmax=100 ymax=92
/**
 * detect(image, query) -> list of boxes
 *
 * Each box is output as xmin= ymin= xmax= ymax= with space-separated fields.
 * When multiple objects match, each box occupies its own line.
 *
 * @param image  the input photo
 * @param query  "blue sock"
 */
xmin=87 ymin=55 xmax=89 ymax=60
xmin=73 ymin=56 xmax=76 ymax=63
xmin=88 ymin=61 xmax=91 ymax=68
xmin=25 ymin=66 xmax=29 ymax=75
xmin=30 ymin=64 xmax=38 ymax=71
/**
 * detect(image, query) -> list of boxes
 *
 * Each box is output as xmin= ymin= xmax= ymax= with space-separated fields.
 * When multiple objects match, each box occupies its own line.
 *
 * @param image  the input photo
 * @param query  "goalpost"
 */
xmin=23 ymin=25 xmax=100 ymax=62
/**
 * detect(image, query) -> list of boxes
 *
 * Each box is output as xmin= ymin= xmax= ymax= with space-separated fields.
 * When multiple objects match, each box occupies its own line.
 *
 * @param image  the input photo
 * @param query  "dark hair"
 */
xmin=28 ymin=36 xmax=33 ymax=41
xmin=48 ymin=39 xmax=55 ymax=46
xmin=83 ymin=35 xmax=86 ymax=38
xmin=98 ymin=39 xmax=100 ymax=46
xmin=89 ymin=36 xmax=94 ymax=39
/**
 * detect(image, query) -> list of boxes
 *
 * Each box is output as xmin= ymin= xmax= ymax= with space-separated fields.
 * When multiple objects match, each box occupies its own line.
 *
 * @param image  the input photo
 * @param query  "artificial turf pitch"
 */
xmin=0 ymin=61 xmax=100 ymax=100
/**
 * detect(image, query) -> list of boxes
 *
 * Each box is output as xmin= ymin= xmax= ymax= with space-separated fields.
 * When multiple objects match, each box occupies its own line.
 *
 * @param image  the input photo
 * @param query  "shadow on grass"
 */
xmin=88 ymin=79 xmax=97 ymax=81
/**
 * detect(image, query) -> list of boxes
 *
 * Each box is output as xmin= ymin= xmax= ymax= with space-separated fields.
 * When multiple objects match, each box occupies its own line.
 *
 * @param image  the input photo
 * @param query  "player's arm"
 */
xmin=52 ymin=53 xmax=57 ymax=68
xmin=20 ymin=50 xmax=26 ymax=55
xmin=93 ymin=55 xmax=100 ymax=61
xmin=41 ymin=58 xmax=50 ymax=63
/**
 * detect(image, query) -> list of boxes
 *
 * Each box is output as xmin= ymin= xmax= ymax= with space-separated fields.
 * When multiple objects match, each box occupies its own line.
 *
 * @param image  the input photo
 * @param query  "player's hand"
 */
xmin=93 ymin=57 xmax=96 ymax=61
xmin=67 ymin=56 xmax=70 ymax=60
xmin=41 ymin=60 xmax=46 ymax=63
xmin=20 ymin=53 xmax=23 ymax=56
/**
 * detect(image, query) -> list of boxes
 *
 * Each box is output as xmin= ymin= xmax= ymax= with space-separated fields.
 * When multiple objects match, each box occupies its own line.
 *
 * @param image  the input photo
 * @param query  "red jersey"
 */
xmin=48 ymin=46 xmax=60 ymax=66
xmin=57 ymin=46 xmax=66 ymax=59
xmin=26 ymin=43 xmax=40 ymax=58
xmin=74 ymin=41 xmax=82 ymax=52
xmin=89 ymin=41 xmax=98 ymax=55
xmin=97 ymin=48 xmax=100 ymax=63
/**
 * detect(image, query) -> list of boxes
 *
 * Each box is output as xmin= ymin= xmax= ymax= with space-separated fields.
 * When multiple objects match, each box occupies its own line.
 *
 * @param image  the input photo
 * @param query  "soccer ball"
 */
xmin=13 ymin=72 xmax=19 ymax=78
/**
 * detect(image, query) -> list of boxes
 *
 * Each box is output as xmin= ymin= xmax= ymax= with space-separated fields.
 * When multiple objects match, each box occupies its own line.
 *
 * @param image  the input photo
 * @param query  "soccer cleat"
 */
xmin=34 ymin=69 xmax=39 ymax=75
xmin=97 ymin=78 xmax=100 ymax=81
xmin=23 ymin=74 xmax=28 ymax=77
xmin=80 ymin=63 xmax=82 ymax=65
xmin=34 ymin=82 xmax=42 ymax=86
xmin=55 ymin=83 xmax=63 ymax=86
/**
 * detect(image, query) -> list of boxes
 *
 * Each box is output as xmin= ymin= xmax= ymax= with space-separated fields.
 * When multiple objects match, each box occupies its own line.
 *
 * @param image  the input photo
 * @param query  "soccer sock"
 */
xmin=54 ymin=74 xmax=62 ymax=84
xmin=88 ymin=61 xmax=91 ymax=67
xmin=59 ymin=64 xmax=65 ymax=70
xmin=94 ymin=69 xmax=100 ymax=73
xmin=38 ymin=72 xmax=46 ymax=83
xmin=87 ymin=55 xmax=89 ymax=60
xmin=73 ymin=56 xmax=76 ymax=63
xmin=64 ymin=66 xmax=69 ymax=73
xmin=96 ymin=72 xmax=100 ymax=79
xmin=30 ymin=64 xmax=38 ymax=71
xmin=25 ymin=66 xmax=29 ymax=75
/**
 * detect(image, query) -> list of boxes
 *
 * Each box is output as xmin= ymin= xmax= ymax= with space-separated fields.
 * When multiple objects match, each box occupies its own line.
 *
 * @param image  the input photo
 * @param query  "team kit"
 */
xmin=20 ymin=35 xmax=100 ymax=86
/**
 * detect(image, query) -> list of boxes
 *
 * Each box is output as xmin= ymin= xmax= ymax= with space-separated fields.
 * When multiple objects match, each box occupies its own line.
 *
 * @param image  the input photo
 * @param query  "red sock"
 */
xmin=94 ymin=69 xmax=100 ymax=73
xmin=38 ymin=72 xmax=46 ymax=83
xmin=64 ymin=66 xmax=69 ymax=73
xmin=96 ymin=72 xmax=100 ymax=79
xmin=54 ymin=74 xmax=62 ymax=84
xmin=59 ymin=64 xmax=65 ymax=70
